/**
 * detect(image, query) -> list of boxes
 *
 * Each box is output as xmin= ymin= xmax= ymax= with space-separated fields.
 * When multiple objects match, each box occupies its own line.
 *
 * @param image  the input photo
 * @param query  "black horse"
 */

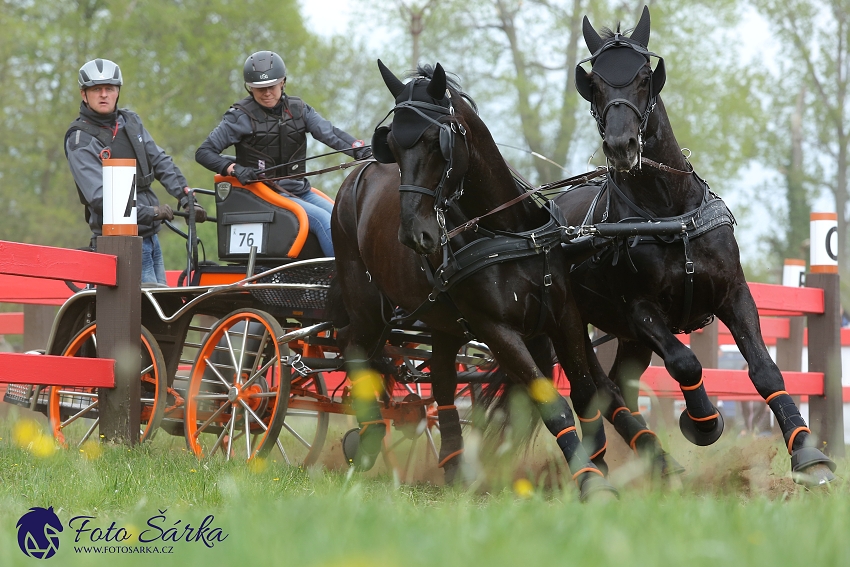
xmin=329 ymin=59 xmax=679 ymax=499
xmin=555 ymin=6 xmax=835 ymax=484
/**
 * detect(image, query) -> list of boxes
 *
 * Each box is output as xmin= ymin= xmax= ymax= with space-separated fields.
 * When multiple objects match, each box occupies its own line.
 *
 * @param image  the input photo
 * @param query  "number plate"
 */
xmin=228 ymin=223 xmax=264 ymax=254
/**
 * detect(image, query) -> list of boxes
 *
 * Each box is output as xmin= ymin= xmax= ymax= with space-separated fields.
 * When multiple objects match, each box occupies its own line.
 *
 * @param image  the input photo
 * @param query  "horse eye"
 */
xmin=640 ymin=77 xmax=650 ymax=87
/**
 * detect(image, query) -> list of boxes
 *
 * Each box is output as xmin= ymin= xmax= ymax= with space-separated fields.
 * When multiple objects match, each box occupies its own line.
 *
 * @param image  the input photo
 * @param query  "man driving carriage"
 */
xmin=65 ymin=58 xmax=206 ymax=286
xmin=195 ymin=50 xmax=372 ymax=257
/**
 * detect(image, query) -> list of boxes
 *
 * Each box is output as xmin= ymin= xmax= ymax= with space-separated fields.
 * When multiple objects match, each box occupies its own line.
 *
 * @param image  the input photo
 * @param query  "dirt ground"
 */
xmin=315 ymin=414 xmax=805 ymax=498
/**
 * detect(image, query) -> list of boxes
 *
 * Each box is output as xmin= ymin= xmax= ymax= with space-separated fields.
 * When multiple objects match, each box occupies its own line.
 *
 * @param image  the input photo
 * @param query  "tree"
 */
xmin=754 ymin=0 xmax=850 ymax=297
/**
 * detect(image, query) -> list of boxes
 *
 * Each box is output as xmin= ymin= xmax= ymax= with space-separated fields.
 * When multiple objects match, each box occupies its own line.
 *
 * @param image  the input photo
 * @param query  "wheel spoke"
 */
xmin=140 ymin=362 xmax=154 ymax=377
xmin=76 ymin=417 xmax=100 ymax=448
xmin=276 ymin=439 xmax=291 ymax=465
xmin=244 ymin=404 xmax=252 ymax=457
xmin=239 ymin=400 xmax=268 ymax=432
xmin=225 ymin=406 xmax=237 ymax=461
xmin=223 ymin=325 xmax=241 ymax=383
xmin=209 ymin=423 xmax=229 ymax=457
xmin=193 ymin=393 xmax=230 ymax=400
xmin=205 ymin=359 xmax=234 ymax=391
xmin=249 ymin=327 xmax=271 ymax=379
xmin=194 ymin=401 xmax=231 ymax=437
xmin=242 ymin=357 xmax=276 ymax=390
xmin=281 ymin=420 xmax=311 ymax=449
xmin=60 ymin=400 xmax=99 ymax=429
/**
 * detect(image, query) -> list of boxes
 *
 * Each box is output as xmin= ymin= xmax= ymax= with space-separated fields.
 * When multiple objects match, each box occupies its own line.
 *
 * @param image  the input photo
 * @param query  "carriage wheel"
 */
xmin=48 ymin=323 xmax=166 ymax=448
xmin=184 ymin=309 xmax=290 ymax=461
xmin=275 ymin=370 xmax=329 ymax=467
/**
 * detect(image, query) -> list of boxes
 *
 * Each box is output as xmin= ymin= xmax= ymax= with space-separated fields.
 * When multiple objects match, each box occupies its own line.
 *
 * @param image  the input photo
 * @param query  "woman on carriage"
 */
xmin=195 ymin=51 xmax=371 ymax=256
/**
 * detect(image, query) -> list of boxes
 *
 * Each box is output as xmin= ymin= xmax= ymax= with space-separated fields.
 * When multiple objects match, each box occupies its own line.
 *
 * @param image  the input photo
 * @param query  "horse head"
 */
xmin=374 ymin=60 xmax=470 ymax=255
xmin=575 ymin=5 xmax=666 ymax=172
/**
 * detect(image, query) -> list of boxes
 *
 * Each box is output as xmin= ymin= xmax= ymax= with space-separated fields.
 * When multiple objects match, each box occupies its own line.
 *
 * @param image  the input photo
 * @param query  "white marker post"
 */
xmin=97 ymin=158 xmax=141 ymax=444
xmin=102 ymin=158 xmax=138 ymax=235
xmin=806 ymin=212 xmax=844 ymax=456
xmin=782 ymin=258 xmax=806 ymax=288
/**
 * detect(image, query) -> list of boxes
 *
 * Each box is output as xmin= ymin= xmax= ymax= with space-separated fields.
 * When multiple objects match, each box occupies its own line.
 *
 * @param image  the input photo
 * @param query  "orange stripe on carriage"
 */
xmin=438 ymin=449 xmax=464 ymax=468
xmin=786 ymin=426 xmax=811 ymax=454
xmin=214 ymin=174 xmax=309 ymax=258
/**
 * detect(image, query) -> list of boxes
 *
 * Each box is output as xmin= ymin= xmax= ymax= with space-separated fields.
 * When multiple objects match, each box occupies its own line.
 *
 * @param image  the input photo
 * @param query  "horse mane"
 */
xmin=600 ymin=26 xmax=636 ymax=39
xmin=406 ymin=64 xmax=479 ymax=114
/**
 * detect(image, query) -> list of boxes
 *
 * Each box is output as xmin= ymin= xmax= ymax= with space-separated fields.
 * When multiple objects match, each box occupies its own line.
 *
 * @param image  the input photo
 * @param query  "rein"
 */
xmin=444 ymin=156 xmax=686 ymax=241
xmin=445 ymin=167 xmax=607 ymax=240
xmin=258 ymin=156 xmax=375 ymax=183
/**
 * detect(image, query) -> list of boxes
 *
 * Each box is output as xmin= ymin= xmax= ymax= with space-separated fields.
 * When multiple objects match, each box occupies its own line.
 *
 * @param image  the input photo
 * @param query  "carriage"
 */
xmin=3 ymin=174 xmax=493 ymax=475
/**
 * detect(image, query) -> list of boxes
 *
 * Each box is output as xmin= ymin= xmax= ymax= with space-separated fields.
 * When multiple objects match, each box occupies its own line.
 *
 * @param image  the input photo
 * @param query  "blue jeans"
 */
xmin=141 ymin=234 xmax=167 ymax=285
xmin=291 ymin=190 xmax=334 ymax=256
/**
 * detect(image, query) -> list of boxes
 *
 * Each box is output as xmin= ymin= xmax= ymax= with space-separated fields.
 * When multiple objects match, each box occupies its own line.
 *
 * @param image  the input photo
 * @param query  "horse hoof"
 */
xmin=791 ymin=447 xmax=837 ymax=487
xmin=655 ymin=450 xmax=686 ymax=478
xmin=578 ymin=473 xmax=619 ymax=503
xmin=678 ymin=408 xmax=724 ymax=446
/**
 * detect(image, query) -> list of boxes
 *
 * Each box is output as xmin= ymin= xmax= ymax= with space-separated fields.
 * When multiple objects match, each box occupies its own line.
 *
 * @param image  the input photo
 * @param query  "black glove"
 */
xmin=152 ymin=204 xmax=174 ymax=221
xmin=354 ymin=147 xmax=373 ymax=160
xmin=192 ymin=204 xmax=207 ymax=223
xmin=232 ymin=164 xmax=259 ymax=185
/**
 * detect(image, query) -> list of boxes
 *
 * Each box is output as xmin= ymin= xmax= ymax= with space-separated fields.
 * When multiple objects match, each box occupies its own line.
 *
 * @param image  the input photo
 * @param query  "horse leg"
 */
xmin=717 ymin=287 xmax=836 ymax=485
xmin=475 ymin=323 xmax=617 ymax=501
xmin=629 ymin=301 xmax=724 ymax=446
xmin=334 ymin=259 xmax=391 ymax=471
xmin=607 ymin=339 xmax=653 ymax=419
xmin=430 ymin=331 xmax=468 ymax=485
xmin=581 ymin=334 xmax=684 ymax=478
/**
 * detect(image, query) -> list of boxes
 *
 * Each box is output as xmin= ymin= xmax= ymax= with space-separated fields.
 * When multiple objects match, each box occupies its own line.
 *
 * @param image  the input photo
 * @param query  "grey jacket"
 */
xmin=195 ymin=96 xmax=359 ymax=196
xmin=66 ymin=109 xmax=188 ymax=237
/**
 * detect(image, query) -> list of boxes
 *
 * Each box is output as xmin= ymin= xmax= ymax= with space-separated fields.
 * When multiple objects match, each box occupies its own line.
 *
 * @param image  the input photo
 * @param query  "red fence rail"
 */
xmin=0 ymin=241 xmax=116 ymax=388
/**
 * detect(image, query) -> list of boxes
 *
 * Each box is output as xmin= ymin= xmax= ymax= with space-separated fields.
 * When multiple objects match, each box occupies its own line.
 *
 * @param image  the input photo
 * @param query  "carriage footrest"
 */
xmin=3 ymin=383 xmax=48 ymax=412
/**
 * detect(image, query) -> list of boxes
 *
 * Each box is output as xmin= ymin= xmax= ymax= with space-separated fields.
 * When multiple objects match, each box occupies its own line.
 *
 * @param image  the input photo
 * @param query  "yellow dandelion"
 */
xmin=12 ymin=419 xmax=41 ymax=447
xmin=513 ymin=478 xmax=534 ymax=499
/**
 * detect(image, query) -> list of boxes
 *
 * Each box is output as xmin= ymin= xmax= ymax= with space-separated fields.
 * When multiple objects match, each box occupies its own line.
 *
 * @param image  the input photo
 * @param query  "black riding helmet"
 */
xmin=243 ymin=51 xmax=286 ymax=88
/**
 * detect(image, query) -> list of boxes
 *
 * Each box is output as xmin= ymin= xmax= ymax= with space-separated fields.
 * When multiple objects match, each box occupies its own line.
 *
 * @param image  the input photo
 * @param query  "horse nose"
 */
xmin=602 ymin=133 xmax=639 ymax=169
xmin=398 ymin=225 xmax=439 ymax=255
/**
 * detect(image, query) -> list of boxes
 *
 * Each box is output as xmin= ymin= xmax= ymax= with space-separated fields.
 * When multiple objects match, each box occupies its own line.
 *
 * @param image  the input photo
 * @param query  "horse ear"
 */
xmin=583 ymin=16 xmax=605 ymax=54
xmin=651 ymin=58 xmax=666 ymax=97
xmin=427 ymin=63 xmax=447 ymax=100
xmin=630 ymin=5 xmax=651 ymax=47
xmin=377 ymin=59 xmax=405 ymax=98
xmin=575 ymin=65 xmax=593 ymax=102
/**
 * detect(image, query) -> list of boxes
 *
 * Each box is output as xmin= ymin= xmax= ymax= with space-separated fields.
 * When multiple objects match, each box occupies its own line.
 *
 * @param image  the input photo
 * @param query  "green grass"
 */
xmin=1 ymin=411 xmax=849 ymax=567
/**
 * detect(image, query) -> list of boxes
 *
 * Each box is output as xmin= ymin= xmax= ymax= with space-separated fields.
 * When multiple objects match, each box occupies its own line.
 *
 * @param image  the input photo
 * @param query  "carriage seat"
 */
xmin=213 ymin=174 xmax=333 ymax=264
